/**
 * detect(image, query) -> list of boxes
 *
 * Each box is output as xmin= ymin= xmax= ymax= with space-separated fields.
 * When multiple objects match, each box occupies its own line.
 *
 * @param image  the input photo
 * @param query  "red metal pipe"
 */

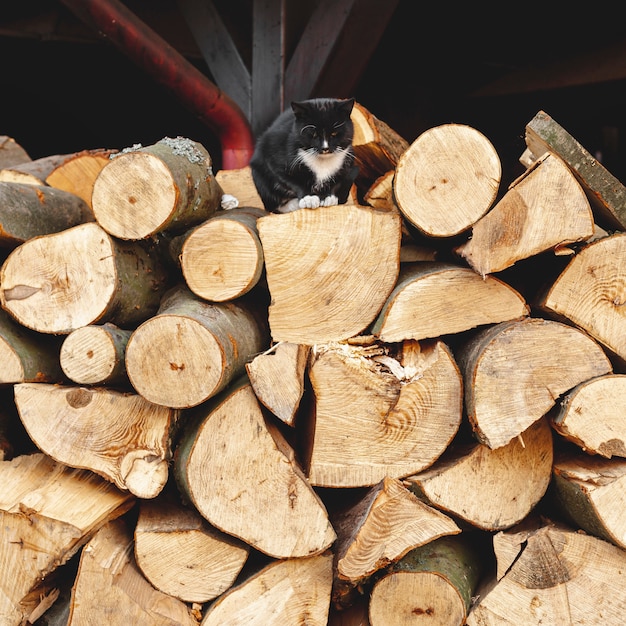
xmin=60 ymin=0 xmax=254 ymax=169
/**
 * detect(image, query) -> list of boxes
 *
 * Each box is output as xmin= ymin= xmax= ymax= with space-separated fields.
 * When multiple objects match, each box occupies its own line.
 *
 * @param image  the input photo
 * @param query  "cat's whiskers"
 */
xmin=294 ymin=146 xmax=351 ymax=184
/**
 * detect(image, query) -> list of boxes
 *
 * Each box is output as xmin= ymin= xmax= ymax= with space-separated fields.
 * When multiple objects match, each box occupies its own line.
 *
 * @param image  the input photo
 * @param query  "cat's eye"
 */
xmin=330 ymin=131 xmax=338 ymax=137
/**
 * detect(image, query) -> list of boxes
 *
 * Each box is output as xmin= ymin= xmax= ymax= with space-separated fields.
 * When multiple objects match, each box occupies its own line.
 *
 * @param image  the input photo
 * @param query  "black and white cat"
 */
xmin=250 ymin=97 xmax=358 ymax=213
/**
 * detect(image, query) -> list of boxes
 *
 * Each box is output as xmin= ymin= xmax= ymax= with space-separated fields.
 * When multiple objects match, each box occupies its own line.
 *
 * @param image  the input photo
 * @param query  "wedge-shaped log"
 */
xmin=202 ymin=552 xmax=333 ymax=626
xmin=68 ymin=518 xmax=198 ymax=626
xmin=0 ymin=453 xmax=133 ymax=626
xmin=405 ymin=418 xmax=553 ymax=531
xmin=257 ymin=204 xmax=401 ymax=343
xmin=457 ymin=153 xmax=594 ymax=275
xmin=14 ymin=383 xmax=177 ymax=498
xmin=0 ymin=153 xmax=75 ymax=185
xmin=174 ymin=379 xmax=336 ymax=558
xmin=215 ymin=166 xmax=264 ymax=209
xmin=126 ymin=285 xmax=268 ymax=408
xmin=0 ymin=222 xmax=169 ymax=334
xmin=371 ymin=262 xmax=528 ymax=341
xmin=0 ymin=135 xmax=30 ymax=167
xmin=307 ymin=339 xmax=462 ymax=487
xmin=394 ymin=124 xmax=501 ymax=237
xmin=92 ymin=137 xmax=223 ymax=239
xmin=457 ymin=317 xmax=612 ymax=449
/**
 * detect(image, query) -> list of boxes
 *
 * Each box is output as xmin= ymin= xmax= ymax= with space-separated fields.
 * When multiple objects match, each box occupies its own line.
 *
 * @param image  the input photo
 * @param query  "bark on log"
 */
xmin=257 ymin=204 xmax=401 ymax=343
xmin=306 ymin=339 xmax=462 ymax=487
xmin=125 ymin=285 xmax=268 ymax=408
xmin=92 ymin=137 xmax=223 ymax=240
xmin=0 ymin=135 xmax=30 ymax=167
xmin=215 ymin=166 xmax=264 ymax=209
xmin=14 ymin=383 xmax=177 ymax=498
xmin=456 ymin=153 xmax=594 ymax=276
xmin=0 ymin=154 xmax=74 ymax=185
xmin=404 ymin=418 xmax=553 ymax=531
xmin=174 ymin=379 xmax=336 ymax=558
xmin=393 ymin=124 xmax=501 ymax=237
xmin=457 ymin=317 xmax=612 ymax=449
xmin=0 ymin=222 xmax=170 ymax=334
xmin=0 ymin=453 xmax=133 ymax=626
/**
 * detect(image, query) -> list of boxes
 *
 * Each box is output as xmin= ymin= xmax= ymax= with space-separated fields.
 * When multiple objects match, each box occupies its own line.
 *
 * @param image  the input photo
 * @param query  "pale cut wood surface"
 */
xmin=0 ymin=153 xmax=71 ymax=185
xmin=215 ymin=165 xmax=264 ymax=209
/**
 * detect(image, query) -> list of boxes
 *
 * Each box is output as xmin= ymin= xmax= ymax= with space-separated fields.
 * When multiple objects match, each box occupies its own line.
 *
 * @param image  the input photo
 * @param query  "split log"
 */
xmin=92 ymin=137 xmax=223 ymax=240
xmin=201 ymin=552 xmax=333 ymax=626
xmin=456 ymin=152 xmax=594 ymax=276
xmin=0 ymin=135 xmax=30 ymax=167
xmin=306 ymin=339 xmax=462 ymax=487
xmin=0 ymin=453 xmax=133 ymax=626
xmin=467 ymin=520 xmax=626 ymax=624
xmin=393 ymin=124 xmax=501 ymax=237
xmin=134 ymin=493 xmax=249 ymax=603
xmin=456 ymin=317 xmax=612 ymax=449
xmin=215 ymin=166 xmax=264 ymax=209
xmin=14 ymin=383 xmax=177 ymax=498
xmin=60 ymin=323 xmax=132 ymax=386
xmin=0 ymin=153 xmax=74 ymax=185
xmin=404 ymin=418 xmax=553 ymax=531
xmin=537 ymin=232 xmax=626 ymax=362
xmin=174 ymin=378 xmax=336 ymax=558
xmin=0 ymin=181 xmax=92 ymax=249
xmin=369 ymin=534 xmax=483 ymax=626
xmin=551 ymin=453 xmax=626 ymax=549
xmin=68 ymin=517 xmax=198 ymax=626
xmin=257 ymin=204 xmax=401 ymax=343
xmin=0 ymin=222 xmax=170 ymax=334
xmin=371 ymin=262 xmax=529 ymax=342
xmin=125 ymin=285 xmax=268 ymax=408
xmin=245 ymin=341 xmax=310 ymax=425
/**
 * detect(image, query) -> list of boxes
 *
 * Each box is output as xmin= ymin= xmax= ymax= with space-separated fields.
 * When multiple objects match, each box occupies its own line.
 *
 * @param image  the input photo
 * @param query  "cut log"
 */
xmin=215 ymin=165 xmax=264 ymax=209
xmin=457 ymin=317 xmax=612 ymax=449
xmin=456 ymin=152 xmax=594 ymax=276
xmin=0 ymin=181 xmax=93 ymax=249
xmin=524 ymin=109 xmax=626 ymax=230
xmin=68 ymin=517 xmax=198 ymax=626
xmin=125 ymin=285 xmax=268 ymax=408
xmin=14 ymin=383 xmax=177 ymax=498
xmin=92 ymin=137 xmax=223 ymax=240
xmin=307 ymin=339 xmax=462 ymax=487
xmin=201 ymin=552 xmax=333 ymax=626
xmin=174 ymin=379 xmax=336 ymax=558
xmin=0 ymin=222 xmax=169 ymax=334
xmin=371 ymin=262 xmax=529 ymax=342
xmin=537 ymin=232 xmax=626 ymax=362
xmin=134 ymin=492 xmax=249 ymax=603
xmin=257 ymin=204 xmax=401 ymax=343
xmin=245 ymin=341 xmax=310 ymax=425
xmin=393 ymin=124 xmax=501 ymax=237
xmin=0 ymin=453 xmax=133 ymax=626
xmin=60 ymin=323 xmax=132 ymax=386
xmin=0 ymin=153 xmax=75 ymax=185
xmin=467 ymin=520 xmax=626 ymax=624
xmin=404 ymin=418 xmax=553 ymax=531
xmin=552 ymin=453 xmax=626 ymax=549
xmin=176 ymin=207 xmax=268 ymax=302
xmin=369 ymin=534 xmax=483 ymax=626
xmin=0 ymin=135 xmax=30 ymax=167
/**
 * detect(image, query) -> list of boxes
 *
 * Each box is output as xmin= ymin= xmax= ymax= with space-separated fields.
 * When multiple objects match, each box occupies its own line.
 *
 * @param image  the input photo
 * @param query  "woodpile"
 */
xmin=2 ymin=107 xmax=626 ymax=625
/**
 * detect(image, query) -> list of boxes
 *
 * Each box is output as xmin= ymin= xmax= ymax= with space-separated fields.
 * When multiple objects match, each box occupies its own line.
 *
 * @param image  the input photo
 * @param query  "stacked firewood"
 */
xmin=1 ymin=104 xmax=626 ymax=626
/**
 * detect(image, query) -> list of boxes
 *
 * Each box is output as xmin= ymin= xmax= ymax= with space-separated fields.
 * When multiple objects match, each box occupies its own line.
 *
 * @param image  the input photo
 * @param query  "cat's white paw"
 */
xmin=276 ymin=198 xmax=301 ymax=213
xmin=299 ymin=195 xmax=321 ymax=209
xmin=320 ymin=194 xmax=338 ymax=207
xmin=220 ymin=193 xmax=239 ymax=210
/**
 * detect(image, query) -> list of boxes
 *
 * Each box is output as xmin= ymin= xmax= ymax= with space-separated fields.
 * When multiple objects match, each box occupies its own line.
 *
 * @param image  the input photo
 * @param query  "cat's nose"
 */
xmin=321 ymin=139 xmax=330 ymax=152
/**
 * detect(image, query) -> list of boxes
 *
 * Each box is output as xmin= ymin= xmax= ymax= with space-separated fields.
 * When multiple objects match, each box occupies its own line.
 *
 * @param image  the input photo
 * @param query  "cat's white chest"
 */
xmin=298 ymin=149 xmax=345 ymax=184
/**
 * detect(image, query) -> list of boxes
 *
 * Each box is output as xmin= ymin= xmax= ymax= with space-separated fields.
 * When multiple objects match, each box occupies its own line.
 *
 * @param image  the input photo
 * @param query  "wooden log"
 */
xmin=456 ymin=152 xmax=594 ymax=276
xmin=125 ymin=285 xmax=268 ymax=408
xmin=467 ymin=520 xmax=626 ymax=624
xmin=456 ymin=317 xmax=612 ymax=449
xmin=0 ymin=453 xmax=133 ymax=626
xmin=201 ymin=552 xmax=333 ymax=625
xmin=215 ymin=165 xmax=264 ymax=209
xmin=134 ymin=492 xmax=249 ymax=603
xmin=60 ymin=323 xmax=132 ymax=386
xmin=369 ymin=534 xmax=483 ymax=626
xmin=371 ymin=262 xmax=529 ymax=342
xmin=0 ymin=222 xmax=169 ymax=334
xmin=68 ymin=517 xmax=198 ymax=626
xmin=257 ymin=204 xmax=401 ymax=343
xmin=307 ymin=339 xmax=462 ymax=487
xmin=0 ymin=135 xmax=30 ymax=167
xmin=0 ymin=154 xmax=74 ymax=185
xmin=174 ymin=378 xmax=336 ymax=558
xmin=393 ymin=124 xmax=501 ymax=237
xmin=92 ymin=137 xmax=223 ymax=240
xmin=404 ymin=418 xmax=553 ymax=531
xmin=14 ymin=383 xmax=177 ymax=498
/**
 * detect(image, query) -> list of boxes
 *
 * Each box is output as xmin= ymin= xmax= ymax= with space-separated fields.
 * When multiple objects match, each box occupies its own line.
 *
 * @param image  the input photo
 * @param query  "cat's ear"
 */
xmin=291 ymin=101 xmax=309 ymax=119
xmin=339 ymin=97 xmax=355 ymax=116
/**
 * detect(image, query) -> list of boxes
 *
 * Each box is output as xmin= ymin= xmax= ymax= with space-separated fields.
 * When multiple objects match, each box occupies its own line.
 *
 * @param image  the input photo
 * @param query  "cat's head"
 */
xmin=290 ymin=98 xmax=355 ymax=155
